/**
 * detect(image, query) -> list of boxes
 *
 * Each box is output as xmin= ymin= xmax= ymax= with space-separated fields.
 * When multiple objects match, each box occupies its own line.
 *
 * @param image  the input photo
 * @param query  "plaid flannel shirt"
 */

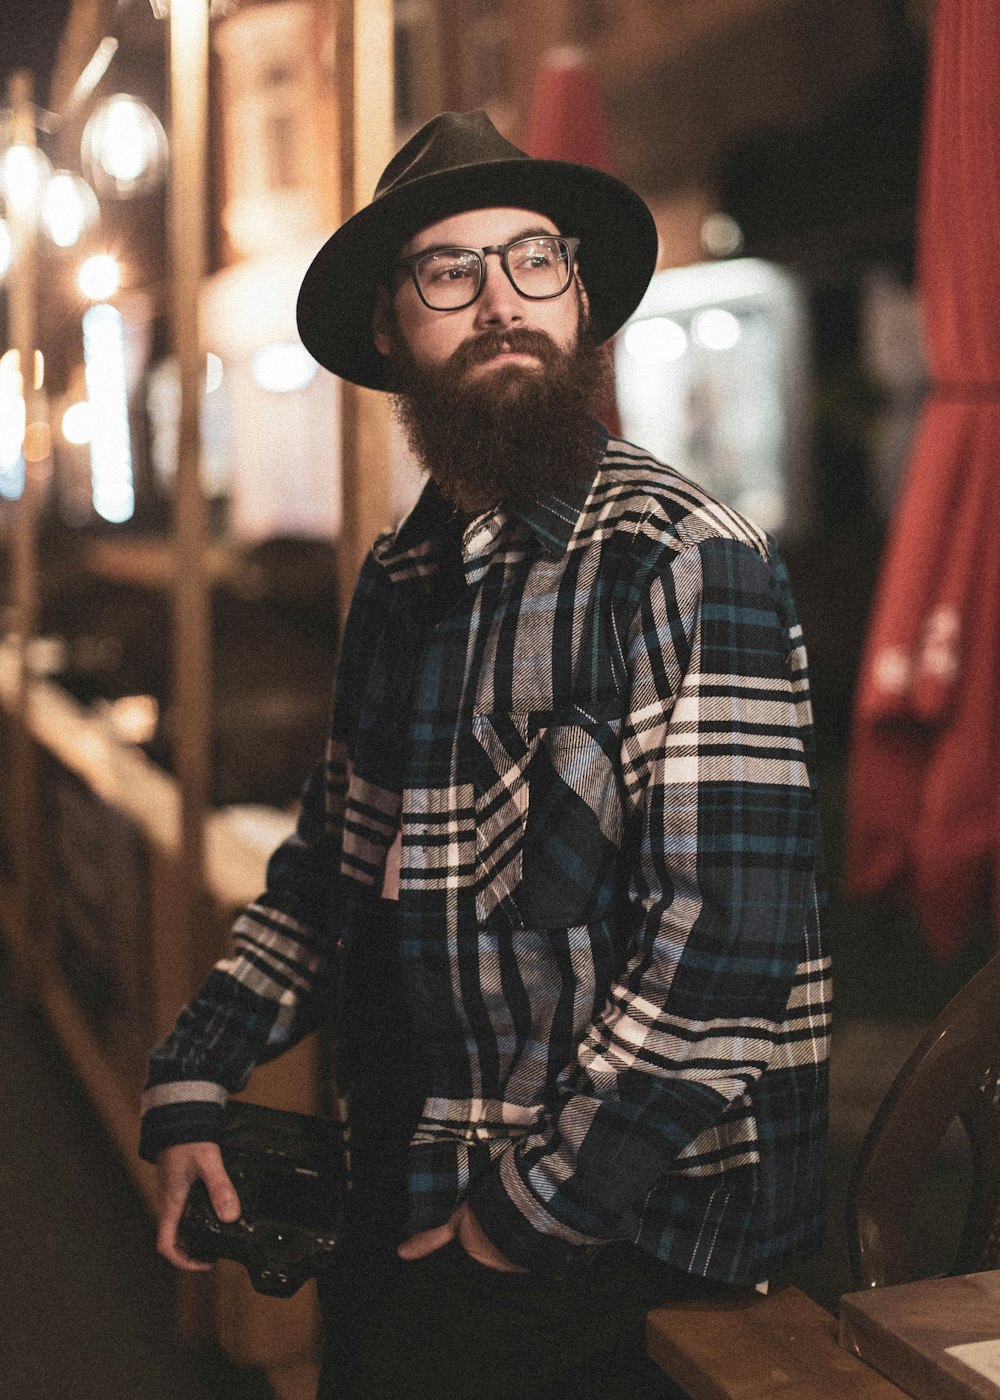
xmin=141 ymin=432 xmax=830 ymax=1284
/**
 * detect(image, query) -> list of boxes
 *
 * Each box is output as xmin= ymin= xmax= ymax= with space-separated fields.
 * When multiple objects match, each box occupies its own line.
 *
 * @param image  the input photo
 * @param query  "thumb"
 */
xmin=397 ymin=1222 xmax=454 ymax=1261
xmin=202 ymin=1156 xmax=241 ymax=1223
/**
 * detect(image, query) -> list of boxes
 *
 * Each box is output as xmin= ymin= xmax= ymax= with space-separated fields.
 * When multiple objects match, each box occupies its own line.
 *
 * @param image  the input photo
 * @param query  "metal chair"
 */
xmin=846 ymin=951 xmax=1000 ymax=1289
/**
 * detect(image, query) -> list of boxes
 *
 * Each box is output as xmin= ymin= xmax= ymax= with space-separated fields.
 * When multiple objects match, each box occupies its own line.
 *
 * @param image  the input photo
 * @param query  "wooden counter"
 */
xmin=0 ymin=639 xmax=321 ymax=1373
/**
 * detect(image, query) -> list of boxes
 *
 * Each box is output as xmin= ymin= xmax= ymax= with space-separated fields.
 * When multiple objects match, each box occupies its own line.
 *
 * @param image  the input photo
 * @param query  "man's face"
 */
xmin=373 ymin=204 xmax=606 ymax=513
xmin=374 ymin=206 xmax=585 ymax=374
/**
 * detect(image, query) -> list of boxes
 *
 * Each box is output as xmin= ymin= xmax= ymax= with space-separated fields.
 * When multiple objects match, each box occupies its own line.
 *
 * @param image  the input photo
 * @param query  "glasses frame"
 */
xmin=397 ymin=235 xmax=581 ymax=312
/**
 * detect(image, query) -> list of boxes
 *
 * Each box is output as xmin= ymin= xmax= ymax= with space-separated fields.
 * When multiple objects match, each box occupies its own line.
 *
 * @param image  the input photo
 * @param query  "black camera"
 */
xmin=178 ymin=1100 xmax=349 ymax=1297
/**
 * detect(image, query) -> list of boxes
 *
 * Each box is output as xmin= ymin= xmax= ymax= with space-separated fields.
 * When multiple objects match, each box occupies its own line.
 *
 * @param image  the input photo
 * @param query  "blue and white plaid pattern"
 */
xmin=141 ymin=434 xmax=830 ymax=1283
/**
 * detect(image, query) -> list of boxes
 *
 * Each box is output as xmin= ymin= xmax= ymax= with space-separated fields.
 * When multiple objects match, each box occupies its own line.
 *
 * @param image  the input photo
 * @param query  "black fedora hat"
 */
xmin=296 ymin=110 xmax=658 ymax=390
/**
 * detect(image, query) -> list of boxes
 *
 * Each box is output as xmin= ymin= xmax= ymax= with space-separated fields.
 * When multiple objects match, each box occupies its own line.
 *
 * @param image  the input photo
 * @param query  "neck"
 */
xmin=445 ymin=483 xmax=500 ymax=515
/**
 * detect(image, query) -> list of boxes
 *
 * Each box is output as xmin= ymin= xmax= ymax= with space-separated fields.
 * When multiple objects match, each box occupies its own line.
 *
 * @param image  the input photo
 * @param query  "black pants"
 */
xmin=320 ymin=901 xmax=712 ymax=1398
xmin=316 ymin=1225 xmax=721 ymax=1400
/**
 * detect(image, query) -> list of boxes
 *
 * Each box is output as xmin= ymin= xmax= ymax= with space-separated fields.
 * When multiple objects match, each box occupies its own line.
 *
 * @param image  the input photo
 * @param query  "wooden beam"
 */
xmin=335 ymin=0 xmax=395 ymax=617
xmin=6 ymin=70 xmax=41 ymax=704
xmin=5 ymin=70 xmax=46 ymax=987
xmin=168 ymin=0 xmax=212 ymax=978
xmin=48 ymin=0 xmax=119 ymax=115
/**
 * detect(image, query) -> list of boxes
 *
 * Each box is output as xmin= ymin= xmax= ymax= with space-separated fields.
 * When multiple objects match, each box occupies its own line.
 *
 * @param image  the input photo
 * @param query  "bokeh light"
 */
xmin=692 ymin=307 xmax=742 ymax=351
xmin=42 ymin=171 xmax=100 ymax=249
xmin=83 ymin=303 xmax=134 ymax=523
xmin=205 ymin=352 xmax=224 ymax=394
xmin=0 ymin=144 xmax=53 ymax=216
xmin=700 ymin=213 xmax=744 ymax=259
xmin=62 ymin=401 xmax=93 ymax=446
xmin=0 ymin=219 xmax=11 ymax=280
xmin=250 ymin=342 xmax=317 ymax=393
xmin=82 ymin=94 xmax=168 ymax=198
xmin=623 ymin=317 xmax=688 ymax=364
xmin=79 ymin=253 xmax=122 ymax=301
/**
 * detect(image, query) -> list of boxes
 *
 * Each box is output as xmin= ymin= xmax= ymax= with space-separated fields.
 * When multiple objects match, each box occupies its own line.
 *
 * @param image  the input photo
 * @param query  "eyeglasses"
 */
xmin=397 ymin=235 xmax=580 ymax=311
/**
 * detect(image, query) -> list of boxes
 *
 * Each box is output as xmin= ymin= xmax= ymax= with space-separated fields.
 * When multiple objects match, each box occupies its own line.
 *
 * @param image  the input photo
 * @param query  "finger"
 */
xmin=158 ymin=1236 xmax=214 ymax=1272
xmin=455 ymin=1205 xmax=528 ymax=1273
xmin=155 ymin=1144 xmax=236 ymax=1269
xmin=156 ymin=1192 xmax=213 ymax=1271
xmin=397 ymin=1223 xmax=454 ymax=1260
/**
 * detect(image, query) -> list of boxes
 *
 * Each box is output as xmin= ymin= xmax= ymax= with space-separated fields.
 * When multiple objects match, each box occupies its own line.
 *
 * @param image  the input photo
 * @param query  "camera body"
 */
xmin=179 ymin=1100 xmax=349 ymax=1297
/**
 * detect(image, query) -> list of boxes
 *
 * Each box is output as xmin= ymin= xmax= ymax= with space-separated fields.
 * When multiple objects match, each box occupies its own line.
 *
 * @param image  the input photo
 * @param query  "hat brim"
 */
xmin=296 ymin=157 xmax=658 ymax=390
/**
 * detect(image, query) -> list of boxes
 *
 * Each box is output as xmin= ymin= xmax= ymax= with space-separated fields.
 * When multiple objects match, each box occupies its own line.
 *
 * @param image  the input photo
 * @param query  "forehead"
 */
xmin=401 ymin=206 xmax=561 ymax=257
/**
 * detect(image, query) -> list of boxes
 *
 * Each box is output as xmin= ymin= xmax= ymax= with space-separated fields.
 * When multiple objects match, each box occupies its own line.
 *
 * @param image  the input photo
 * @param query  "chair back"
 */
xmin=846 ymin=952 xmax=1000 ymax=1289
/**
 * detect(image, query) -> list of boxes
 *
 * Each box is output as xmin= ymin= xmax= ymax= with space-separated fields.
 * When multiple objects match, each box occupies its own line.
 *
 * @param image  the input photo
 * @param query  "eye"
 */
xmin=510 ymin=239 xmax=561 ymax=271
xmin=420 ymin=252 xmax=478 ymax=284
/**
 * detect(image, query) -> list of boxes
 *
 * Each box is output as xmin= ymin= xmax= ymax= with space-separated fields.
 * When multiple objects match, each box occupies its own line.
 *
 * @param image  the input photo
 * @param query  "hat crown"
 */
xmin=374 ymin=110 xmax=529 ymax=202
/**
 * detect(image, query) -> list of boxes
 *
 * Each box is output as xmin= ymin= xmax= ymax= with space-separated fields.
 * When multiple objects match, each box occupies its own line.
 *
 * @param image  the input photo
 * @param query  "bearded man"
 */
xmin=140 ymin=112 xmax=830 ymax=1400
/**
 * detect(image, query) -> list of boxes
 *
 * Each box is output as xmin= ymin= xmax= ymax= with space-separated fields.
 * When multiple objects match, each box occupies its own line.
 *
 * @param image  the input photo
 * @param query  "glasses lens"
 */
xmin=414 ymin=248 xmax=483 ymax=309
xmin=506 ymin=237 xmax=572 ymax=298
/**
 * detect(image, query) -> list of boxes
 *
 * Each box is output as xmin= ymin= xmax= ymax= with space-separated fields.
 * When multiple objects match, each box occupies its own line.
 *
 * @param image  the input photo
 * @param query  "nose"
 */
xmin=472 ymin=252 xmax=524 ymax=329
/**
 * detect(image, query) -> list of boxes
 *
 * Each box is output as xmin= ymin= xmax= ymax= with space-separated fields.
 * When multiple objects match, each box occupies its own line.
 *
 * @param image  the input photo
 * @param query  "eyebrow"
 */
xmin=408 ymin=226 xmax=560 ymax=257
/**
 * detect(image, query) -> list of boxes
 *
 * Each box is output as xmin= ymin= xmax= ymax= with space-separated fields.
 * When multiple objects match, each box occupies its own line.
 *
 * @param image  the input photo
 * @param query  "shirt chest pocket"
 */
xmin=471 ymin=708 xmax=624 ymax=931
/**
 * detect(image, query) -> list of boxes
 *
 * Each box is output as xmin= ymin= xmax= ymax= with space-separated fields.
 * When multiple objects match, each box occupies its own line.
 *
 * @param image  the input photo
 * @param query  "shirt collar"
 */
xmin=507 ymin=483 xmax=592 ymax=557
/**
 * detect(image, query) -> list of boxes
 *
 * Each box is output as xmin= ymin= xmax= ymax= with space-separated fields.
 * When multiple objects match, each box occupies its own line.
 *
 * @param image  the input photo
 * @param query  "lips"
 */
xmin=471 ymin=344 xmax=541 ymax=373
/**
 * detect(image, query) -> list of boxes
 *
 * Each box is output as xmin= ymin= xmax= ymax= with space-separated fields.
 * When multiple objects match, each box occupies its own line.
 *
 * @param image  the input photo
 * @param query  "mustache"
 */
xmin=449 ymin=327 xmax=566 ymax=375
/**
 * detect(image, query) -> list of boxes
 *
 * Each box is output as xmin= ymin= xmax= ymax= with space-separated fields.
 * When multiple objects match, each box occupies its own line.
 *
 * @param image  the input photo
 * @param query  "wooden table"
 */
xmin=647 ymin=1285 xmax=912 ymax=1399
xmin=840 ymin=1271 xmax=1000 ymax=1400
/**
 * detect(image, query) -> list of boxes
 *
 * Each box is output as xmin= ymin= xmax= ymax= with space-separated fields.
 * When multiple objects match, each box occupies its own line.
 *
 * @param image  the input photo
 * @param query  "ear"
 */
xmin=372 ymin=286 xmax=394 ymax=357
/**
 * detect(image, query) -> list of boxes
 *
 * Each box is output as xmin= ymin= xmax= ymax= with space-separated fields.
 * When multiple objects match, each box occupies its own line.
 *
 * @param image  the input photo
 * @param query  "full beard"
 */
xmin=387 ymin=312 xmax=609 ymax=512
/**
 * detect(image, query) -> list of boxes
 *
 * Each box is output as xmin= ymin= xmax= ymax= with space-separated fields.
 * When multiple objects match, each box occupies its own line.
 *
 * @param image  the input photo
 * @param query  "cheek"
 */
xmin=405 ymin=313 xmax=470 ymax=366
xmin=544 ymin=301 xmax=582 ymax=352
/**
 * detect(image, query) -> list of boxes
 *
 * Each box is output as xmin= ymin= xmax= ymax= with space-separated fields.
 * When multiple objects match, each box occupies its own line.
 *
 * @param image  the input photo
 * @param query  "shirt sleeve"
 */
xmin=468 ymin=534 xmax=822 ymax=1272
xmin=138 ymin=740 xmax=347 ymax=1162
xmin=136 ymin=546 xmax=386 ymax=1164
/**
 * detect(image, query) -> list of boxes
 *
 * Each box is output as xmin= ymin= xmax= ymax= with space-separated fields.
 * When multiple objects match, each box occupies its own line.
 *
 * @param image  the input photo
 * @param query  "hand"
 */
xmin=155 ymin=1141 xmax=241 ymax=1271
xmin=397 ymin=1200 xmax=528 ymax=1273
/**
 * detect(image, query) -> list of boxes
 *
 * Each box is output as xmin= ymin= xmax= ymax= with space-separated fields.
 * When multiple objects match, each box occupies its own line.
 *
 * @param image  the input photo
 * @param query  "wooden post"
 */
xmin=168 ymin=0 xmax=212 ymax=975
xmin=6 ymin=72 xmax=42 ymax=676
xmin=335 ymin=0 xmax=395 ymax=617
xmin=5 ymin=70 xmax=46 ymax=985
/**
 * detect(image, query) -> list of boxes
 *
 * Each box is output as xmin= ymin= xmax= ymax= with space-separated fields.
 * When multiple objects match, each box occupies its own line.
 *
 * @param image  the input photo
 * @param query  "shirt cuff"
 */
xmin=138 ymin=1090 xmax=228 ymax=1163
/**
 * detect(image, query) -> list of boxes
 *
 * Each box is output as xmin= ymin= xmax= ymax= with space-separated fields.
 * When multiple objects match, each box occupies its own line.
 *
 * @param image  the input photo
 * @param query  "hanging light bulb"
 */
xmin=0 ymin=143 xmax=53 ymax=216
xmin=82 ymin=94 xmax=168 ymax=198
xmin=0 ymin=218 xmax=11 ymax=280
xmin=42 ymin=171 xmax=100 ymax=249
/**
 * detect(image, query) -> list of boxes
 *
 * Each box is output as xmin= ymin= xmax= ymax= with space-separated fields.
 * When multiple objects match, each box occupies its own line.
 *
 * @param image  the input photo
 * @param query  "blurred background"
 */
xmin=0 ymin=2 xmax=994 ymax=1396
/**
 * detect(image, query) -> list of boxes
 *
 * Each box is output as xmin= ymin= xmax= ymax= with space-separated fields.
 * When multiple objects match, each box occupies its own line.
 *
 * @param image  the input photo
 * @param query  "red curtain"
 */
xmin=524 ymin=46 xmax=622 ymax=435
xmin=846 ymin=0 xmax=1000 ymax=959
xmin=524 ymin=46 xmax=616 ymax=174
